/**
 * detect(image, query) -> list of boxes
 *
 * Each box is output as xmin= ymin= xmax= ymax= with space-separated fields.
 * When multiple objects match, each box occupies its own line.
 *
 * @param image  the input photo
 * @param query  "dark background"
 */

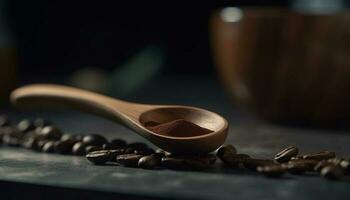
xmin=6 ymin=1 xmax=288 ymax=79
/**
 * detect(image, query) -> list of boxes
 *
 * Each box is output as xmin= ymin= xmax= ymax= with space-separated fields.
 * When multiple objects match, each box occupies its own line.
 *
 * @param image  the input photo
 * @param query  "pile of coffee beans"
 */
xmin=0 ymin=115 xmax=216 ymax=170
xmin=1 ymin=115 xmax=349 ymax=179
xmin=217 ymin=144 xmax=349 ymax=180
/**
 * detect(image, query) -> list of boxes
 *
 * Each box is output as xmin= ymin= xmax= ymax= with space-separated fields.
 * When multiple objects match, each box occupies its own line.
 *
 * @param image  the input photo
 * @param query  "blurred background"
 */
xmin=1 ymin=0 xmax=350 ymax=127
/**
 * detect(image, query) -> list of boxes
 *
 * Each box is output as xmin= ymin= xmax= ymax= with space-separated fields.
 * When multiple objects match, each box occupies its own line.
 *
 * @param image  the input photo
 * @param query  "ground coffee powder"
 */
xmin=145 ymin=119 xmax=213 ymax=137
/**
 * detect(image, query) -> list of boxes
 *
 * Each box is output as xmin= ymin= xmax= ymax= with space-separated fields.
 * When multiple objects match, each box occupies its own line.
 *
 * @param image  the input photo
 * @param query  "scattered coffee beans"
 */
xmin=116 ymin=154 xmax=143 ymax=167
xmin=1 ymin=116 xmax=349 ymax=181
xmin=321 ymin=165 xmax=345 ymax=180
xmin=302 ymin=151 xmax=336 ymax=160
xmin=82 ymin=134 xmax=108 ymax=146
xmin=138 ymin=155 xmax=160 ymax=169
xmin=274 ymin=146 xmax=298 ymax=163
xmin=86 ymin=150 xmax=112 ymax=165
xmin=257 ymin=165 xmax=287 ymax=177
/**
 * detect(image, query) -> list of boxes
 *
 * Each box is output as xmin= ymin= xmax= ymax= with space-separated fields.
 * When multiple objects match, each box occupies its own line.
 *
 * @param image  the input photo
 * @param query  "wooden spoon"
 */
xmin=10 ymin=84 xmax=228 ymax=154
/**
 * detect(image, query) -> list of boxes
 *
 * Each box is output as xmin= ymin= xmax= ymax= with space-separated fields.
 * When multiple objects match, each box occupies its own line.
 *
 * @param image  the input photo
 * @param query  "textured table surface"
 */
xmin=1 ymin=77 xmax=350 ymax=200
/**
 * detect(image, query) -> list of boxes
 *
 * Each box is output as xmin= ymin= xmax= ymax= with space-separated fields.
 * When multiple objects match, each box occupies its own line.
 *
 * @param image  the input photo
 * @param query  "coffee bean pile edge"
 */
xmin=218 ymin=144 xmax=350 ymax=180
xmin=1 ymin=115 xmax=349 ymax=179
xmin=0 ymin=115 xmax=216 ymax=170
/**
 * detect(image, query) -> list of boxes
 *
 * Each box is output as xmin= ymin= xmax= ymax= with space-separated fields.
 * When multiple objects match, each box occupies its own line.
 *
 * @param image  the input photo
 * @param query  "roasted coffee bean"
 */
xmin=274 ymin=146 xmax=298 ymax=163
xmin=37 ymin=139 xmax=49 ymax=151
xmin=152 ymin=152 xmax=166 ymax=160
xmin=109 ymin=139 xmax=127 ymax=148
xmin=42 ymin=141 xmax=55 ymax=153
xmin=17 ymin=119 xmax=36 ymax=133
xmin=221 ymin=153 xmax=251 ymax=168
xmin=60 ymin=133 xmax=77 ymax=141
xmin=2 ymin=129 xmax=24 ymax=146
xmin=85 ymin=145 xmax=103 ymax=154
xmin=134 ymin=148 xmax=155 ymax=156
xmin=285 ymin=162 xmax=311 ymax=174
xmin=127 ymin=142 xmax=148 ymax=151
xmin=21 ymin=133 xmax=41 ymax=150
xmin=339 ymin=160 xmax=350 ymax=173
xmin=82 ymin=134 xmax=108 ymax=146
xmin=242 ymin=158 xmax=276 ymax=171
xmin=161 ymin=157 xmax=185 ymax=169
xmin=53 ymin=139 xmax=76 ymax=154
xmin=197 ymin=154 xmax=217 ymax=165
xmin=34 ymin=118 xmax=51 ymax=128
xmin=257 ymin=165 xmax=287 ymax=177
xmin=183 ymin=157 xmax=211 ymax=170
xmin=86 ymin=150 xmax=112 ymax=165
xmin=38 ymin=126 xmax=63 ymax=140
xmin=216 ymin=144 xmax=237 ymax=159
xmin=121 ymin=147 xmax=134 ymax=154
xmin=0 ymin=115 xmax=10 ymax=127
xmin=155 ymin=149 xmax=170 ymax=157
xmin=302 ymin=151 xmax=336 ymax=160
xmin=116 ymin=154 xmax=143 ymax=167
xmin=72 ymin=142 xmax=90 ymax=156
xmin=321 ymin=165 xmax=345 ymax=180
xmin=2 ymin=134 xmax=21 ymax=146
xmin=288 ymin=159 xmax=318 ymax=168
xmin=314 ymin=160 xmax=333 ymax=172
xmin=138 ymin=155 xmax=161 ymax=169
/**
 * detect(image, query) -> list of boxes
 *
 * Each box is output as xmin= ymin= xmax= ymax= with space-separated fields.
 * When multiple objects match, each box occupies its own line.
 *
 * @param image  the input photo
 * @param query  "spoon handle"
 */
xmin=10 ymin=84 xmax=147 ymax=122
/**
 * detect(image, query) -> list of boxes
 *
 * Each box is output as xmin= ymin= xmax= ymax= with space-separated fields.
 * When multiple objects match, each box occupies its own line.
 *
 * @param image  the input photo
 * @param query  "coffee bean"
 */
xmin=217 ymin=144 xmax=237 ymax=159
xmin=109 ymin=139 xmax=127 ymax=148
xmin=42 ymin=141 xmax=55 ymax=153
xmin=85 ymin=145 xmax=103 ymax=154
xmin=285 ymin=162 xmax=311 ymax=174
xmin=274 ymin=146 xmax=298 ymax=163
xmin=38 ymin=126 xmax=63 ymax=140
xmin=339 ymin=160 xmax=350 ymax=173
xmin=220 ymin=154 xmax=251 ymax=168
xmin=152 ymin=152 xmax=166 ymax=160
xmin=60 ymin=133 xmax=78 ymax=142
xmin=82 ymin=134 xmax=108 ymax=146
xmin=2 ymin=129 xmax=24 ymax=147
xmin=302 ymin=151 xmax=336 ymax=160
xmin=242 ymin=158 xmax=276 ymax=171
xmin=116 ymin=154 xmax=143 ymax=167
xmin=134 ymin=148 xmax=155 ymax=156
xmin=196 ymin=154 xmax=217 ymax=165
xmin=138 ymin=155 xmax=160 ymax=169
xmin=155 ymin=149 xmax=170 ymax=157
xmin=257 ymin=165 xmax=287 ymax=177
xmin=17 ymin=119 xmax=36 ymax=133
xmin=161 ymin=157 xmax=185 ymax=169
xmin=314 ymin=160 xmax=333 ymax=172
xmin=53 ymin=139 xmax=76 ymax=154
xmin=127 ymin=142 xmax=148 ymax=151
xmin=86 ymin=150 xmax=112 ymax=165
xmin=102 ymin=143 xmax=126 ymax=150
xmin=288 ymin=159 xmax=319 ymax=168
xmin=72 ymin=142 xmax=89 ymax=156
xmin=0 ymin=115 xmax=10 ymax=127
xmin=34 ymin=118 xmax=51 ymax=127
xmin=37 ymin=139 xmax=49 ymax=151
xmin=21 ymin=133 xmax=40 ymax=150
xmin=321 ymin=165 xmax=345 ymax=180
xmin=183 ymin=157 xmax=211 ymax=170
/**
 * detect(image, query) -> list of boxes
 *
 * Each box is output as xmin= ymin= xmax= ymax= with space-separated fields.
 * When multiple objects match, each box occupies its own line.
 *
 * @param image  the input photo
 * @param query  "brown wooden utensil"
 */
xmin=10 ymin=84 xmax=228 ymax=154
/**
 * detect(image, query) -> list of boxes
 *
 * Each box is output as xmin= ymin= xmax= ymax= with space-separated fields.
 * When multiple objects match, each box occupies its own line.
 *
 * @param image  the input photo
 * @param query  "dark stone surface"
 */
xmin=1 ymin=76 xmax=350 ymax=199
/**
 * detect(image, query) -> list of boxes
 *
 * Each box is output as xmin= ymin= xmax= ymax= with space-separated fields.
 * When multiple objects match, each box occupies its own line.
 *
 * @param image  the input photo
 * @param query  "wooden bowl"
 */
xmin=211 ymin=7 xmax=350 ymax=125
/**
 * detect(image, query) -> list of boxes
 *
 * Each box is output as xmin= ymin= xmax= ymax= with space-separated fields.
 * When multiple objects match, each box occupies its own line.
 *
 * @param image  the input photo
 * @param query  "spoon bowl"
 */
xmin=10 ymin=84 xmax=229 ymax=154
